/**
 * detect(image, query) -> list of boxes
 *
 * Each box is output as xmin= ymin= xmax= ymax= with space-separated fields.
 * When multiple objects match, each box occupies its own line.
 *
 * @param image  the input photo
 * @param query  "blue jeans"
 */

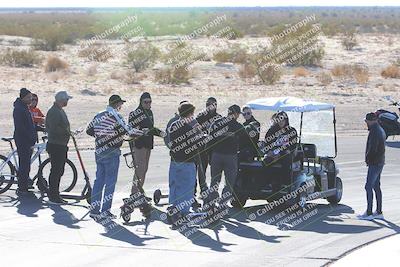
xmin=169 ymin=161 xmax=196 ymax=215
xmin=91 ymin=149 xmax=121 ymax=213
xmin=365 ymin=164 xmax=384 ymax=215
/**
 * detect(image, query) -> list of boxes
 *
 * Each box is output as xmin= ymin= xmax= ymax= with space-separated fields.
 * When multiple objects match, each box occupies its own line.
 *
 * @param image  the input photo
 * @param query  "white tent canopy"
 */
xmin=246 ymin=97 xmax=335 ymax=112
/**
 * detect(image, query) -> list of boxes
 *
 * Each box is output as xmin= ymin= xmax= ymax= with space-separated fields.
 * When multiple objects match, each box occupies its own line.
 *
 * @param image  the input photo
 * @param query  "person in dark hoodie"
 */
xmin=13 ymin=88 xmax=37 ymax=195
xmin=129 ymin=92 xmax=166 ymax=199
xmin=194 ymin=97 xmax=222 ymax=196
xmin=358 ymin=112 xmax=386 ymax=221
xmin=240 ymin=105 xmax=261 ymax=161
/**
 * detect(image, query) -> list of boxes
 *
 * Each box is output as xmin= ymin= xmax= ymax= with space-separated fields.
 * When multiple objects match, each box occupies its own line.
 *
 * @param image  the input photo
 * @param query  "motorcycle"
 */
xmin=376 ymin=96 xmax=400 ymax=139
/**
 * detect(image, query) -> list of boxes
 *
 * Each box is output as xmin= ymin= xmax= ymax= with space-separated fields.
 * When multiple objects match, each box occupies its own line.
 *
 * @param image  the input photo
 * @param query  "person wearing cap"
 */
xmin=87 ymin=95 xmax=144 ymax=219
xmin=358 ymin=112 xmax=386 ymax=221
xmin=207 ymin=104 xmax=247 ymax=206
xmin=128 ymin=92 xmax=166 ymax=199
xmin=240 ymin=105 xmax=261 ymax=161
xmin=13 ymin=88 xmax=37 ymax=195
xmin=45 ymin=91 xmax=72 ymax=204
xmin=167 ymin=102 xmax=205 ymax=227
xmin=195 ymin=97 xmax=222 ymax=197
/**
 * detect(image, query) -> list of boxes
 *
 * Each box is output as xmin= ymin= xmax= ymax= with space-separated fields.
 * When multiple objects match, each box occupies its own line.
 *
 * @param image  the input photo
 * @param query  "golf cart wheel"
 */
xmin=327 ymin=177 xmax=343 ymax=205
xmin=0 ymin=154 xmax=16 ymax=194
xmin=297 ymin=190 xmax=308 ymax=209
xmin=231 ymin=194 xmax=247 ymax=208
xmin=153 ymin=189 xmax=162 ymax=204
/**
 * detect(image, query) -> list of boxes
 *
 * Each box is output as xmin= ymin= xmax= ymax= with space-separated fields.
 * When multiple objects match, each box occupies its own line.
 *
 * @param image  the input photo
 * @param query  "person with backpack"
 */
xmin=13 ymin=88 xmax=37 ymax=196
xmin=87 ymin=95 xmax=143 ymax=219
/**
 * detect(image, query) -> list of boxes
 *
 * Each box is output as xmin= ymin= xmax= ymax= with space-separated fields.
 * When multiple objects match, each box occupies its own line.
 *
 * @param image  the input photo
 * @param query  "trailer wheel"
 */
xmin=328 ymin=177 xmax=343 ymax=205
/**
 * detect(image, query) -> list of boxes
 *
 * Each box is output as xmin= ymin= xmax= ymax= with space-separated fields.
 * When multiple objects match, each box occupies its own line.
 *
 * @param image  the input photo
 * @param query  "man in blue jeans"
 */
xmin=167 ymin=102 xmax=204 ymax=227
xmin=87 ymin=95 xmax=143 ymax=220
xmin=358 ymin=112 xmax=386 ymax=221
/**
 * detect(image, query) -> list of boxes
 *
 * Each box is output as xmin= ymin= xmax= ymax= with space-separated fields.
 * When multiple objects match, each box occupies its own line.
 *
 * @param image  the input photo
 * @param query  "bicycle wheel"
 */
xmin=0 ymin=154 xmax=16 ymax=194
xmin=37 ymin=158 xmax=78 ymax=192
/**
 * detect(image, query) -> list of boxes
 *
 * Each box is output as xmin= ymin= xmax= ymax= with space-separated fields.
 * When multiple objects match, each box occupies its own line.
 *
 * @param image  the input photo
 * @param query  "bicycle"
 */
xmin=0 ymin=135 xmax=78 ymax=194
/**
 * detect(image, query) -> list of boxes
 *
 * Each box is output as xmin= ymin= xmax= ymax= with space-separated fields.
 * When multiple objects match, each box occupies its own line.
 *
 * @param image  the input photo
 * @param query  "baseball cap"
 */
xmin=55 ymin=91 xmax=72 ymax=101
xmin=109 ymin=95 xmax=126 ymax=105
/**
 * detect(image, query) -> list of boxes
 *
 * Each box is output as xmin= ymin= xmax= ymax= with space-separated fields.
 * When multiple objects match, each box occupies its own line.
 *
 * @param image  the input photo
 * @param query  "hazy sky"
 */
xmin=1 ymin=0 xmax=399 ymax=8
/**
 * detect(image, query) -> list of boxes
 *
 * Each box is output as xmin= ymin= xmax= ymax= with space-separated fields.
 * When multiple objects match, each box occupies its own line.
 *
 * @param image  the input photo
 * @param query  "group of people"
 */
xmin=11 ymin=88 xmax=386 ymax=224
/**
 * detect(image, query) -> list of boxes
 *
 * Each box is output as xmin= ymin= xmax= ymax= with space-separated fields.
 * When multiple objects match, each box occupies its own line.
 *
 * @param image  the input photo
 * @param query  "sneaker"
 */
xmin=102 ymin=210 xmax=117 ymax=220
xmin=357 ymin=212 xmax=374 ymax=221
xmin=16 ymin=188 xmax=34 ymax=197
xmin=48 ymin=197 xmax=68 ymax=205
xmin=373 ymin=212 xmax=385 ymax=220
xmin=89 ymin=212 xmax=102 ymax=221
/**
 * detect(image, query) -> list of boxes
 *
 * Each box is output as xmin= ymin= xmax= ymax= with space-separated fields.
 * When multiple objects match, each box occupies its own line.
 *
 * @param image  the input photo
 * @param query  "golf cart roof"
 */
xmin=246 ymin=97 xmax=335 ymax=112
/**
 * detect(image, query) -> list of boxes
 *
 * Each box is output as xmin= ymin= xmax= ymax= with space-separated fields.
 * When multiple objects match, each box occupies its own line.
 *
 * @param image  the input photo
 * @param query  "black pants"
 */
xmin=16 ymin=142 xmax=33 ymax=191
xmin=194 ymin=151 xmax=209 ymax=195
xmin=47 ymin=143 xmax=68 ymax=199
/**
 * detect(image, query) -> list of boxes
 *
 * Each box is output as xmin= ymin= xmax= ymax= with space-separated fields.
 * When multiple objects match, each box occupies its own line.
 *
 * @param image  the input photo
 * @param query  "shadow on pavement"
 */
xmin=385 ymin=141 xmax=400 ymax=148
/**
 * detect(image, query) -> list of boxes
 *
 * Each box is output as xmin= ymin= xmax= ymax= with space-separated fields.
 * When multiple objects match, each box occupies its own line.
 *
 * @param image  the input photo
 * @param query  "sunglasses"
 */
xmin=143 ymin=100 xmax=152 ymax=104
xmin=243 ymin=112 xmax=252 ymax=116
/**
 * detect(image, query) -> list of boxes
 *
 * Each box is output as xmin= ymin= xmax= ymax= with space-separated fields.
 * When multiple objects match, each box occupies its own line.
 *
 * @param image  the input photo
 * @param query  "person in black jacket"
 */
xmin=240 ymin=105 xmax=261 ymax=161
xmin=208 ymin=105 xmax=247 ymax=205
xmin=168 ymin=102 xmax=205 ymax=225
xmin=195 ymin=97 xmax=222 ymax=196
xmin=358 ymin=112 xmax=386 ymax=221
xmin=128 ymin=92 xmax=165 ymax=198
xmin=13 ymin=88 xmax=37 ymax=195
xmin=263 ymin=111 xmax=298 ymax=188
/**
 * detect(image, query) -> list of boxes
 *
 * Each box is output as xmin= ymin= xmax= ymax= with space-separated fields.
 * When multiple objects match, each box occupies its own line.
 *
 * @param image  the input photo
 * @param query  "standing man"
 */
xmin=87 ymin=95 xmax=143 ymax=219
xmin=13 ymin=88 xmax=37 ymax=195
xmin=358 ymin=112 xmax=386 ymax=220
xmin=208 ymin=105 xmax=247 ymax=205
xmin=45 ymin=91 xmax=72 ymax=204
xmin=195 ymin=97 xmax=222 ymax=196
xmin=241 ymin=105 xmax=261 ymax=161
xmin=129 ymin=92 xmax=165 ymax=199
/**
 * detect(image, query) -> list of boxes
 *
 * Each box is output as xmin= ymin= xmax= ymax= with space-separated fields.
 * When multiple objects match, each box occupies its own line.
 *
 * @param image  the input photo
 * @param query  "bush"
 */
xmin=268 ymin=24 xmax=325 ymax=66
xmin=44 ymin=56 xmax=68 ymax=72
xmin=0 ymin=48 xmax=43 ymax=67
xmin=316 ymin=72 xmax=333 ymax=85
xmin=32 ymin=28 xmax=71 ymax=51
xmin=125 ymin=42 xmax=160 ymax=72
xmin=124 ymin=71 xmax=147 ymax=84
xmin=341 ymin=32 xmax=358 ymax=51
xmin=238 ymin=63 xmax=257 ymax=79
xmin=79 ymin=43 xmax=113 ymax=62
xmin=213 ymin=44 xmax=248 ymax=64
xmin=164 ymin=42 xmax=204 ymax=70
xmin=381 ymin=65 xmax=400 ymax=79
xmin=331 ymin=64 xmax=369 ymax=84
xmin=155 ymin=66 xmax=191 ymax=84
xmin=293 ymin=67 xmax=309 ymax=77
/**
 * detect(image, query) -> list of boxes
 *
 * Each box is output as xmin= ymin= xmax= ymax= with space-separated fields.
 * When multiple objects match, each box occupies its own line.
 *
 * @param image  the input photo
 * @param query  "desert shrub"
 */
xmin=44 ymin=56 xmax=68 ymax=72
xmin=213 ymin=44 xmax=248 ymax=64
xmin=125 ymin=42 xmax=160 ymax=72
xmin=316 ymin=72 xmax=333 ymax=85
xmin=238 ymin=62 xmax=257 ymax=79
xmin=331 ymin=64 xmax=369 ymax=84
xmin=86 ymin=64 xmax=97 ymax=76
xmin=341 ymin=32 xmax=358 ymax=51
xmin=293 ymin=67 xmax=309 ymax=77
xmin=32 ymin=28 xmax=76 ymax=51
xmin=219 ymin=27 xmax=244 ymax=40
xmin=268 ymin=24 xmax=325 ymax=66
xmin=124 ymin=71 xmax=147 ymax=84
xmin=381 ymin=64 xmax=400 ymax=79
xmin=79 ymin=43 xmax=113 ymax=62
xmin=0 ymin=48 xmax=43 ymax=67
xmin=155 ymin=66 xmax=191 ymax=84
